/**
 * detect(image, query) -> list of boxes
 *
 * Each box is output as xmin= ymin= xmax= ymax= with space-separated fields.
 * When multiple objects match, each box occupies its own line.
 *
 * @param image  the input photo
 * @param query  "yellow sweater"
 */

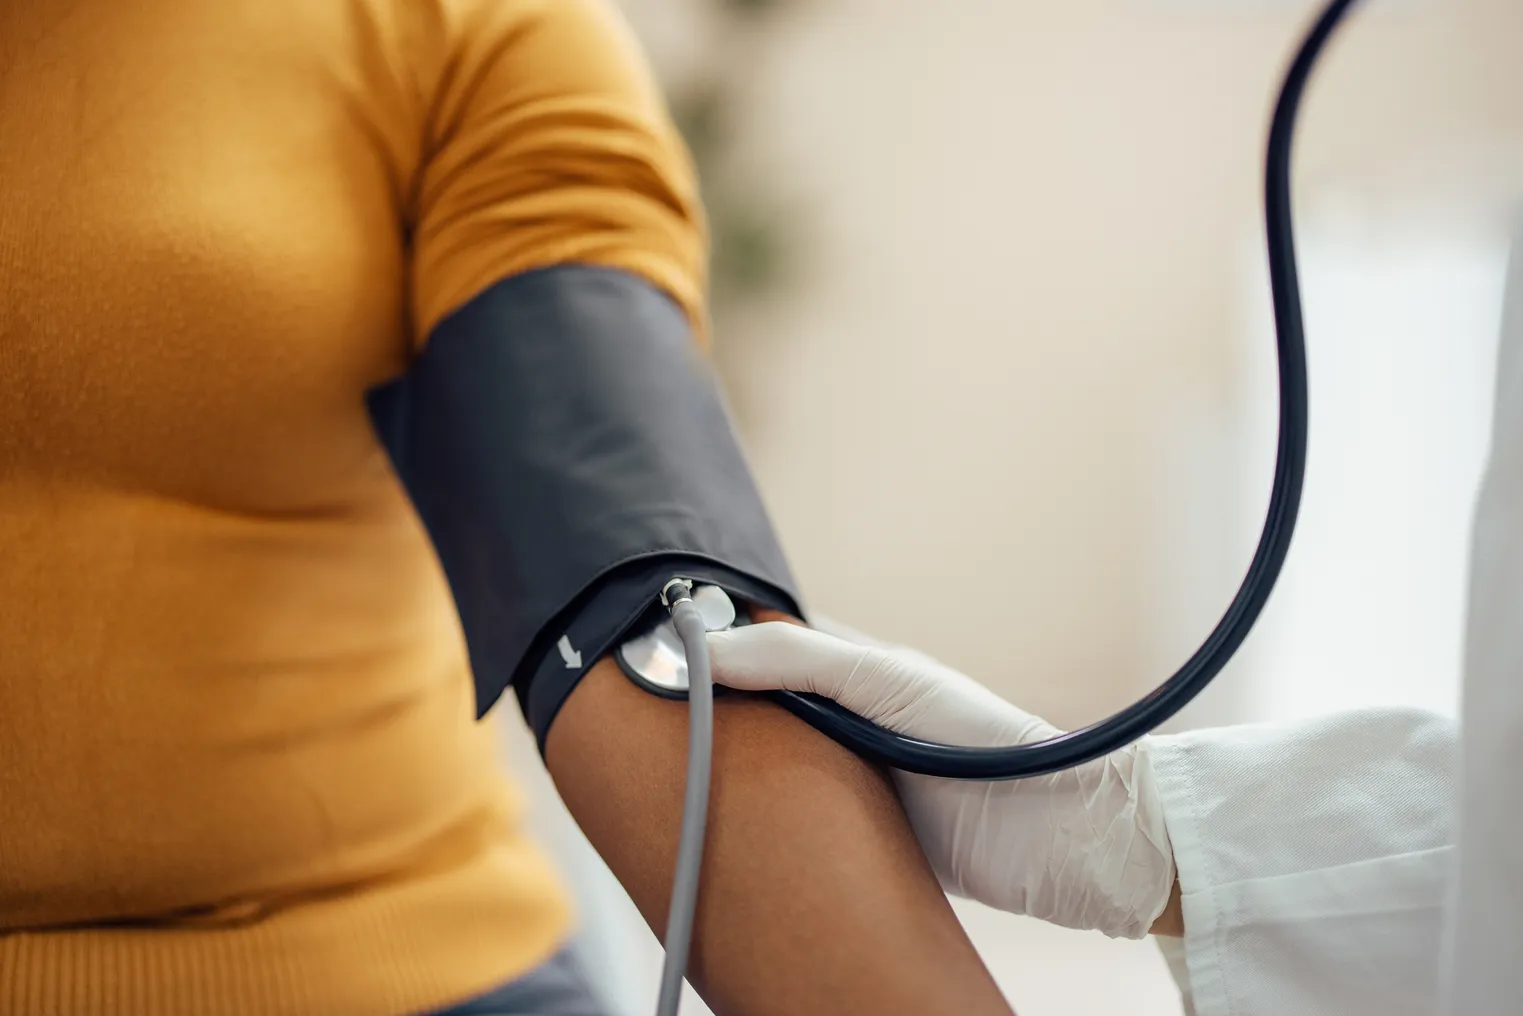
xmin=0 ymin=0 xmax=705 ymax=1012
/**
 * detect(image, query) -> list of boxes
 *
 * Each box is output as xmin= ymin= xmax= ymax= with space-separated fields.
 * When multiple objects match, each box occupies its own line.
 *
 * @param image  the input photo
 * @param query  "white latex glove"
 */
xmin=707 ymin=621 xmax=1176 ymax=940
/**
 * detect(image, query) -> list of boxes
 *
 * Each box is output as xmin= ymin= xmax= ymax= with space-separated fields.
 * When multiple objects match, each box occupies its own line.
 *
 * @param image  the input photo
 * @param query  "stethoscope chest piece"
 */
xmin=616 ymin=584 xmax=741 ymax=698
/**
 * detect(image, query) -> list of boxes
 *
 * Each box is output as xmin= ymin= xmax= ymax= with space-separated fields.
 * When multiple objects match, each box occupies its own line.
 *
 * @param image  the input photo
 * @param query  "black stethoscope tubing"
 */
xmin=768 ymin=0 xmax=1358 ymax=780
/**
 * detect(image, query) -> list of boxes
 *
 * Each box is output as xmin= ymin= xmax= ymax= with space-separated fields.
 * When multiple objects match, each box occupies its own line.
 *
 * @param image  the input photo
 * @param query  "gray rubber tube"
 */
xmin=654 ymin=599 xmax=714 ymax=1016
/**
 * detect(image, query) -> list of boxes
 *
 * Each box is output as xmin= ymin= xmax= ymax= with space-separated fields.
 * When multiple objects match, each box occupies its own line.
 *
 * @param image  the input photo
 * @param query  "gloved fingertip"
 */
xmin=704 ymin=627 xmax=787 ymax=690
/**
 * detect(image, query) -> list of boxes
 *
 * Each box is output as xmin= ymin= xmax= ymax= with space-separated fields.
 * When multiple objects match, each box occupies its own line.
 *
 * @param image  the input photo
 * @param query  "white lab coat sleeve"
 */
xmin=1441 ymin=215 xmax=1523 ymax=1015
xmin=1144 ymin=708 xmax=1458 ymax=1016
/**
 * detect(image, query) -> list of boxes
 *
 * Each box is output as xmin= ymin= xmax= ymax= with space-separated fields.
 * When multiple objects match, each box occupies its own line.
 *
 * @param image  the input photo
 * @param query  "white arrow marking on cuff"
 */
xmin=557 ymin=635 xmax=583 ymax=670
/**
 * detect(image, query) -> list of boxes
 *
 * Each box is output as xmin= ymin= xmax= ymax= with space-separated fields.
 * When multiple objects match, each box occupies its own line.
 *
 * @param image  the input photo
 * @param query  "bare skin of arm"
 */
xmin=1151 ymin=881 xmax=1184 ymax=937
xmin=546 ymin=610 xmax=1014 ymax=1016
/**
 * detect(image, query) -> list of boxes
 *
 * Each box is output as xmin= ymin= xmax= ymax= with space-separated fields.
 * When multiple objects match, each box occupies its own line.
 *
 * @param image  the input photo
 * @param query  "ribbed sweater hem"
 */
xmin=0 ymin=834 xmax=572 ymax=1016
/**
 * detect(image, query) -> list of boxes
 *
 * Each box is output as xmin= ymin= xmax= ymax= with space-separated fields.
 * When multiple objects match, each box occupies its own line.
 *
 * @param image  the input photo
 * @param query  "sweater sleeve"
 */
xmin=407 ymin=0 xmax=707 ymax=345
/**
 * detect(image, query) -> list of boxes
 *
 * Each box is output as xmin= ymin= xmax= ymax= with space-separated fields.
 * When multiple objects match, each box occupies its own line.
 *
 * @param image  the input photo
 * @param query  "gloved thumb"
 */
xmin=706 ymin=622 xmax=879 ymax=701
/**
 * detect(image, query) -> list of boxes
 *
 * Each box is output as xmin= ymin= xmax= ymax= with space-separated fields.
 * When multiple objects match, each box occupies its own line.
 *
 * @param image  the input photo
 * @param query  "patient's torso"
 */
xmin=0 ymin=0 xmax=525 ymax=931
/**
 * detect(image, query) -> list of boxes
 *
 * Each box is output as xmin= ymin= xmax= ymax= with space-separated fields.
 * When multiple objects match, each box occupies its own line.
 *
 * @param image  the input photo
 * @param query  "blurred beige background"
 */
xmin=502 ymin=1 xmax=1523 ymax=1012
xmin=642 ymin=0 xmax=1523 ymax=726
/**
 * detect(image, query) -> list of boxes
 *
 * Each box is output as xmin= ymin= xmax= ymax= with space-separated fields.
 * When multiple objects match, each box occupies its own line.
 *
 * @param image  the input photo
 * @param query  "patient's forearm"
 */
xmin=546 ymin=654 xmax=1013 ymax=1016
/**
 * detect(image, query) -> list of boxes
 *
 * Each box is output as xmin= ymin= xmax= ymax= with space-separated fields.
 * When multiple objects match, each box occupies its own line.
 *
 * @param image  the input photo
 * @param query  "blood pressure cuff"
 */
xmin=366 ymin=265 xmax=802 ymax=749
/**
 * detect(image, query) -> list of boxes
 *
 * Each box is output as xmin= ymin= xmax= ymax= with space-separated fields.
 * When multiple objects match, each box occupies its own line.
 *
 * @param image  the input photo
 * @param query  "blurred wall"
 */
xmin=623 ymin=0 xmax=1523 ymax=729
xmin=1222 ymin=210 xmax=1512 ymax=724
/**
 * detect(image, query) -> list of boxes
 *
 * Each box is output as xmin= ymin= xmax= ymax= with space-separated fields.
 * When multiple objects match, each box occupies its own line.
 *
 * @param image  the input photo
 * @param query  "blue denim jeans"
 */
xmin=428 ymin=947 xmax=608 ymax=1016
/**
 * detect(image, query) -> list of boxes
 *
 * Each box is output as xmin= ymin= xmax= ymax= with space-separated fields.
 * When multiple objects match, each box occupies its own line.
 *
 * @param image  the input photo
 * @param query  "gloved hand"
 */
xmin=707 ymin=621 xmax=1177 ymax=939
